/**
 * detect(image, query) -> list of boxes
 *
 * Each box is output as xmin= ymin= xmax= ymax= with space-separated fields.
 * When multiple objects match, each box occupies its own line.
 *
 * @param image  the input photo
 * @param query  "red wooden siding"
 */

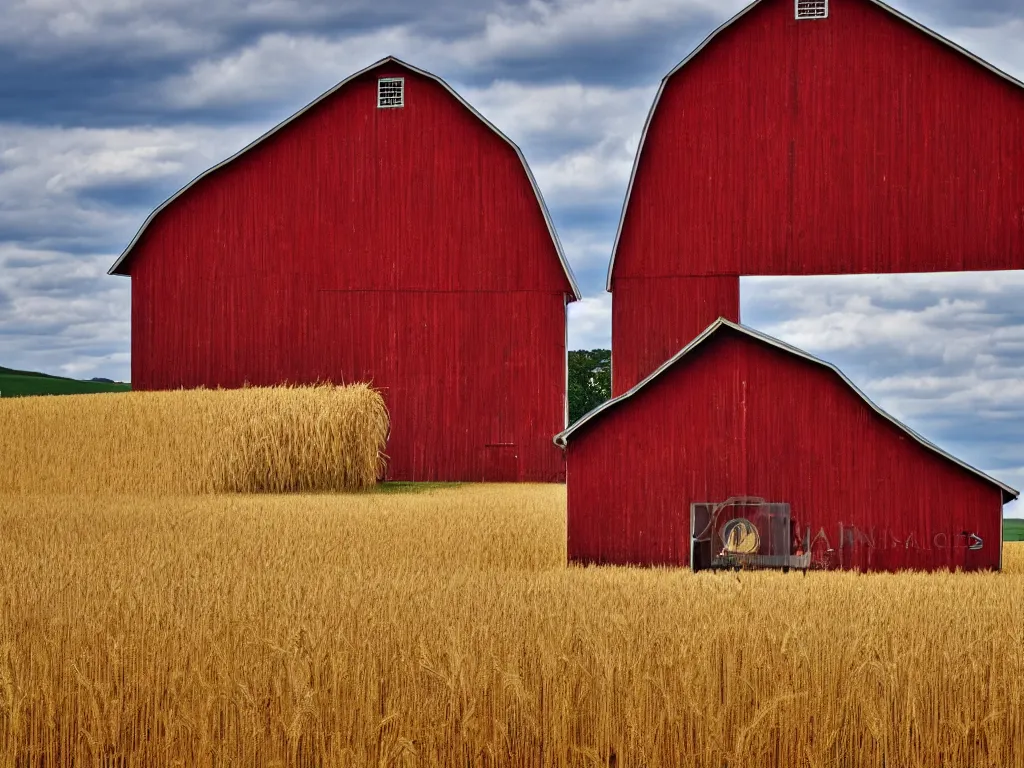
xmin=611 ymin=0 xmax=1024 ymax=390
xmin=612 ymin=277 xmax=738 ymax=394
xmin=566 ymin=327 xmax=1006 ymax=572
xmin=613 ymin=0 xmax=1024 ymax=281
xmin=125 ymin=62 xmax=572 ymax=481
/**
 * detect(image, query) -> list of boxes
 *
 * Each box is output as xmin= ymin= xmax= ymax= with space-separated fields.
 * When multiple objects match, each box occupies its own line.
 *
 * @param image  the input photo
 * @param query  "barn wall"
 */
xmin=133 ymin=273 xmax=568 ymax=481
xmin=567 ymin=329 xmax=1004 ymax=571
xmin=127 ymin=64 xmax=572 ymax=481
xmin=611 ymin=276 xmax=739 ymax=394
xmin=612 ymin=0 xmax=1024 ymax=282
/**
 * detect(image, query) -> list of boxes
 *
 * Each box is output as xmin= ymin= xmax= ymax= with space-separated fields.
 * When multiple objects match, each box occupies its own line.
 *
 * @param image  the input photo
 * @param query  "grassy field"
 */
xmin=0 ymin=365 xmax=131 ymax=397
xmin=0 ymin=485 xmax=1022 ymax=767
xmin=1005 ymin=518 xmax=1024 ymax=542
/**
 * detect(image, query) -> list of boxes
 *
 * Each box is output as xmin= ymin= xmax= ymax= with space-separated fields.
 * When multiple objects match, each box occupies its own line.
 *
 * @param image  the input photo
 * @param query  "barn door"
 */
xmin=483 ymin=305 xmax=519 ymax=481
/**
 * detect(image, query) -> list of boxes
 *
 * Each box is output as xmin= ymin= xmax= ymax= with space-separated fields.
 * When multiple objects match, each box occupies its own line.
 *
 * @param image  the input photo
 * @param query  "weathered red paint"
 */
xmin=612 ymin=277 xmax=739 ymax=395
xmin=120 ymin=61 xmax=575 ymax=481
xmin=565 ymin=325 xmax=1008 ymax=572
xmin=610 ymin=0 xmax=1024 ymax=392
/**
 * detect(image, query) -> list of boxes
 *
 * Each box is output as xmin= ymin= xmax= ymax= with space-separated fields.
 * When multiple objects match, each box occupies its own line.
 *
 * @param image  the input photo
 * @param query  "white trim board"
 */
xmin=553 ymin=317 xmax=1019 ymax=504
xmin=108 ymin=56 xmax=582 ymax=301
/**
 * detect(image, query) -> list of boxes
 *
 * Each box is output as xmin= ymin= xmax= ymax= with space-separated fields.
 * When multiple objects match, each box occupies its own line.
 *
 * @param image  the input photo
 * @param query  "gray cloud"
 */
xmin=0 ymin=0 xmax=739 ymax=126
xmin=568 ymin=294 xmax=612 ymax=350
xmin=898 ymin=0 xmax=1022 ymax=27
xmin=742 ymin=273 xmax=1024 ymax=509
xmin=3 ymin=0 xmax=1019 ymax=130
xmin=0 ymin=245 xmax=130 ymax=379
xmin=0 ymin=122 xmax=267 ymax=252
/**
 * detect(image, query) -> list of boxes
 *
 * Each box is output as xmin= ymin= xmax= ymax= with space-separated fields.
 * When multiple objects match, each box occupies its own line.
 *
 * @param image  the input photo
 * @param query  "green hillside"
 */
xmin=1005 ymin=519 xmax=1024 ymax=543
xmin=0 ymin=366 xmax=130 ymax=398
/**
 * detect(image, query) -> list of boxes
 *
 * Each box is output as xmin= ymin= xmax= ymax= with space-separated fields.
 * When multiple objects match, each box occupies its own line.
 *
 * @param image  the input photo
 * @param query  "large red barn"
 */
xmin=608 ymin=0 xmax=1024 ymax=394
xmin=110 ymin=57 xmax=580 ymax=482
xmin=556 ymin=319 xmax=1018 ymax=572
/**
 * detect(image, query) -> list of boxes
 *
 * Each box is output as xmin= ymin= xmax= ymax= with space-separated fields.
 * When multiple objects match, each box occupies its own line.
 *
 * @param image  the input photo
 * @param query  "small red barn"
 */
xmin=608 ymin=0 xmax=1024 ymax=394
xmin=110 ymin=57 xmax=580 ymax=482
xmin=556 ymin=319 xmax=1017 ymax=572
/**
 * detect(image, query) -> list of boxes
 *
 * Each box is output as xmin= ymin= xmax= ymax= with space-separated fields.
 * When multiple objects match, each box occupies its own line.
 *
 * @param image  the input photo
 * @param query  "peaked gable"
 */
xmin=556 ymin=318 xmax=1018 ymax=503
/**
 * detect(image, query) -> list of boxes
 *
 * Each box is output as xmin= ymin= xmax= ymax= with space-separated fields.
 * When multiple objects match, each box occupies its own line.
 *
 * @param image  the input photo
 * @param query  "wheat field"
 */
xmin=0 ymin=385 xmax=389 ymax=494
xmin=1 ymin=485 xmax=1022 ymax=767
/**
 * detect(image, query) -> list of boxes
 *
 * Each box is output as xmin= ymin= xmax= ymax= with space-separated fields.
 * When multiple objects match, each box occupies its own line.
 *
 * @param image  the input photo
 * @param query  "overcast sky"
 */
xmin=1 ymin=0 xmax=1022 ymax=508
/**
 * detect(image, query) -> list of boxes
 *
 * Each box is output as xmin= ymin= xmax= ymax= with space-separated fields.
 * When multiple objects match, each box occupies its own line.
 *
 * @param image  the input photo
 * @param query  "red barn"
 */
xmin=608 ymin=0 xmax=1024 ymax=394
xmin=556 ymin=319 xmax=1018 ymax=572
xmin=109 ymin=57 xmax=580 ymax=482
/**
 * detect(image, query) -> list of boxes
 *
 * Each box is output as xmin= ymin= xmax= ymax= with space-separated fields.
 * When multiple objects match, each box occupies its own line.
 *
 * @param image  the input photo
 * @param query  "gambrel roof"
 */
xmin=605 ymin=0 xmax=1024 ymax=290
xmin=109 ymin=56 xmax=582 ymax=300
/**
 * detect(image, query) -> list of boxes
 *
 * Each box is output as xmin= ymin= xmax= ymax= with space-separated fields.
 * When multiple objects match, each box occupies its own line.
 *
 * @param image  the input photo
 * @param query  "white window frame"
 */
xmin=377 ymin=77 xmax=405 ymax=109
xmin=795 ymin=0 xmax=828 ymax=19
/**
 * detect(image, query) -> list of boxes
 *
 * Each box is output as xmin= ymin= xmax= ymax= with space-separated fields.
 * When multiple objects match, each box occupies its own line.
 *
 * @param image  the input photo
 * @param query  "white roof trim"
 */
xmin=108 ymin=56 xmax=582 ymax=301
xmin=605 ymin=0 xmax=1024 ymax=291
xmin=554 ymin=317 xmax=1019 ymax=503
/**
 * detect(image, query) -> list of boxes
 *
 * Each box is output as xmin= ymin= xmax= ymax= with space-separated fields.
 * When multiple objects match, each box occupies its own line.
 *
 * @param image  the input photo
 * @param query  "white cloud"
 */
xmin=0 ymin=122 xmax=268 ymax=381
xmin=0 ymin=0 xmax=392 ymax=55
xmin=474 ymin=0 xmax=741 ymax=56
xmin=156 ymin=0 xmax=733 ymax=112
xmin=568 ymin=294 xmax=612 ymax=350
xmin=744 ymin=273 xmax=1024 ymax=355
xmin=750 ymin=297 xmax=996 ymax=357
xmin=558 ymin=228 xmax=618 ymax=274
xmin=160 ymin=29 xmax=432 ymax=109
xmin=742 ymin=273 xmax=1024 ymax=502
xmin=532 ymin=139 xmax=637 ymax=209
xmin=0 ymin=0 xmax=224 ymax=53
xmin=0 ymin=122 xmax=267 ymax=248
xmin=895 ymin=1 xmax=1024 ymax=82
xmin=0 ymin=245 xmax=130 ymax=381
xmin=466 ymin=80 xmax=651 ymax=211
xmin=463 ymin=80 xmax=654 ymax=150
xmin=946 ymin=20 xmax=1024 ymax=80
xmin=166 ymin=59 xmax=649 ymax=210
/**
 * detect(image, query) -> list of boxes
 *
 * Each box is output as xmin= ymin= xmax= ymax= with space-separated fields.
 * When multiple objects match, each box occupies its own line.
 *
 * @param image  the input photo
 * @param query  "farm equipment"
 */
xmin=690 ymin=497 xmax=811 ymax=572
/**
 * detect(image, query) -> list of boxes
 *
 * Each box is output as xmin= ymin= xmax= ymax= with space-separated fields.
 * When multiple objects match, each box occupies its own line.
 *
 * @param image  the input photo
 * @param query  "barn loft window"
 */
xmin=377 ymin=78 xmax=405 ymax=109
xmin=796 ymin=0 xmax=828 ymax=19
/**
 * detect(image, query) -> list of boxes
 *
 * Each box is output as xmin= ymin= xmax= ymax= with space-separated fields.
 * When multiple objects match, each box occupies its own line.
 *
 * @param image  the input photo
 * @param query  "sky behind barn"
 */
xmin=1 ymin=0 xmax=1023 ymax=509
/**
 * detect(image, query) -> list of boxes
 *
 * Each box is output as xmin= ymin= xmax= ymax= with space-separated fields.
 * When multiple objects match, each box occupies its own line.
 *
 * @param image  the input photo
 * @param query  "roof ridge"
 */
xmin=554 ymin=317 xmax=1019 ymax=502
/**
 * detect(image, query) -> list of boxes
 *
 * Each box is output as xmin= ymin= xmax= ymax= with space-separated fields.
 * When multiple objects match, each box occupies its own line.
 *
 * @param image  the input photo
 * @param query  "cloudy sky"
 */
xmin=1 ymin=0 xmax=1023 ymax=507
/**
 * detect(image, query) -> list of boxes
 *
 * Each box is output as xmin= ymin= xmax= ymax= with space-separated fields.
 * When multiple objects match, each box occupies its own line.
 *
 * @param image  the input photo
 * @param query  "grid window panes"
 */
xmin=796 ymin=0 xmax=828 ymax=19
xmin=377 ymin=78 xmax=405 ymax=109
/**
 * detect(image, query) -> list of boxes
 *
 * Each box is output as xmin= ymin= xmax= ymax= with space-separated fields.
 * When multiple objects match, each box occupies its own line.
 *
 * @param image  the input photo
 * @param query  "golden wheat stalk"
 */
xmin=0 ymin=488 xmax=1020 ymax=766
xmin=0 ymin=384 xmax=389 ymax=494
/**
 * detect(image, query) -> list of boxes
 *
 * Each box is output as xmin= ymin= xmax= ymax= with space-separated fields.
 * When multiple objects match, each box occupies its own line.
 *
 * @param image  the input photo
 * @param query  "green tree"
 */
xmin=567 ymin=350 xmax=611 ymax=425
